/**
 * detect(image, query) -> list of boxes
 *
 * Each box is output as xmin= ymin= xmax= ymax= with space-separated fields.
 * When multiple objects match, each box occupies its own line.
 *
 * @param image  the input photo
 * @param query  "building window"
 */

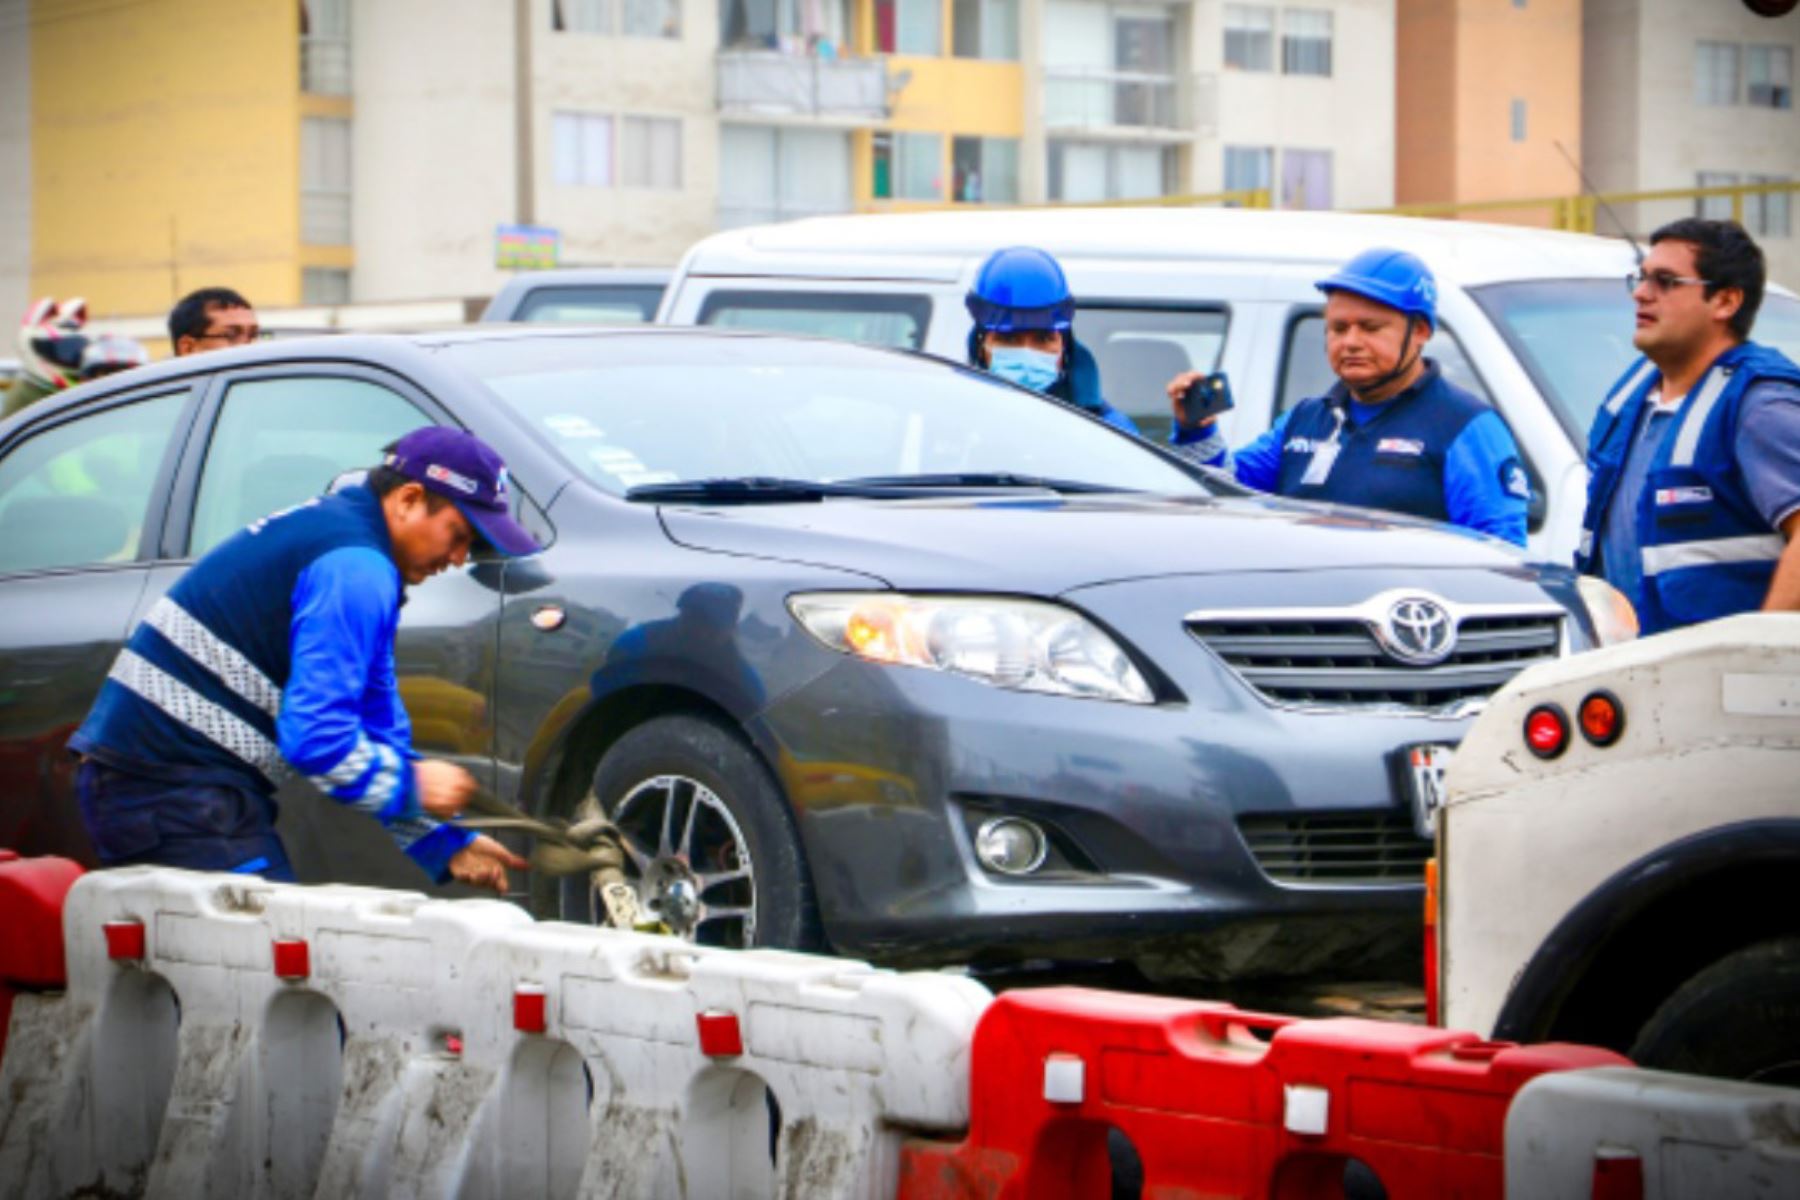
xmin=1224 ymin=145 xmax=1273 ymax=197
xmin=719 ymin=125 xmax=852 ymax=227
xmin=722 ymin=0 xmax=845 ymax=49
xmin=300 ymin=0 xmax=351 ymax=95
xmin=553 ymin=111 xmax=615 ymax=187
xmin=1048 ymin=140 xmax=1177 ymax=202
xmin=1696 ymin=171 xmax=1739 ymax=222
xmin=1224 ymin=5 xmax=1274 ymax=72
xmin=1748 ymin=46 xmax=1794 ymax=110
xmin=952 ymin=136 xmax=1019 ymax=203
xmin=1749 ymin=175 xmax=1793 ymax=239
xmin=872 ymin=131 xmax=943 ymax=199
xmin=876 ymin=0 xmax=941 ymax=55
xmin=1281 ymin=8 xmax=1331 ymax=78
xmin=1695 ymin=41 xmax=1740 ymax=106
xmin=953 ymin=0 xmax=1019 ymax=61
xmin=1281 ymin=148 xmax=1332 ymax=209
xmin=554 ymin=0 xmax=613 ymax=31
xmin=302 ymin=268 xmax=352 ymax=306
xmin=301 ymin=117 xmax=352 ymax=245
xmin=1511 ymin=98 xmax=1527 ymax=142
xmin=1045 ymin=1 xmax=1180 ymax=130
xmin=621 ymin=116 xmax=683 ymax=188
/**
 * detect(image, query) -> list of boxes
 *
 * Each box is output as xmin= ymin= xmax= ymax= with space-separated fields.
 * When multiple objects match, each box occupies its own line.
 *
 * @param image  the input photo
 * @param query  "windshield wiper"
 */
xmin=626 ymin=476 xmax=926 ymax=504
xmin=836 ymin=472 xmax=1135 ymax=495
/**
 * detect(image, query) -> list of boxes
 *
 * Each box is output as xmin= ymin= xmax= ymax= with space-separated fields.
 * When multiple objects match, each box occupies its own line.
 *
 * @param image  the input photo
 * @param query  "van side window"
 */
xmin=697 ymin=291 xmax=933 ymax=351
xmin=1277 ymin=312 xmax=1491 ymax=418
xmin=1072 ymin=306 xmax=1228 ymax=444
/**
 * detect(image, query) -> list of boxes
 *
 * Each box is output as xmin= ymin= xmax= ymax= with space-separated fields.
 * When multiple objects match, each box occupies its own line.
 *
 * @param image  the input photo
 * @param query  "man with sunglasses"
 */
xmin=1579 ymin=219 xmax=1800 ymax=636
xmin=168 ymin=285 xmax=261 ymax=356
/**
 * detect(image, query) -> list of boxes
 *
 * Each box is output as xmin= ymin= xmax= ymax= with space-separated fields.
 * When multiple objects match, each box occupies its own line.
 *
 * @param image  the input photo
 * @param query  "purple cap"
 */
xmin=383 ymin=427 xmax=541 ymax=557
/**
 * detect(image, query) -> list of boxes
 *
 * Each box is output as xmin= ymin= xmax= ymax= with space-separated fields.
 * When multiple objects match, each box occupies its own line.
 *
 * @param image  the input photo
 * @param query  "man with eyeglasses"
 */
xmin=1578 ymin=218 xmax=1800 ymax=635
xmin=168 ymin=285 xmax=261 ymax=357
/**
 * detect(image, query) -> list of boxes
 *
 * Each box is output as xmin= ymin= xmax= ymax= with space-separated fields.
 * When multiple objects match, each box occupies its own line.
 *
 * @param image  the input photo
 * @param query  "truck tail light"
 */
xmin=1424 ymin=857 xmax=1441 ymax=1027
xmin=1524 ymin=704 xmax=1570 ymax=759
xmin=1578 ymin=691 xmax=1625 ymax=747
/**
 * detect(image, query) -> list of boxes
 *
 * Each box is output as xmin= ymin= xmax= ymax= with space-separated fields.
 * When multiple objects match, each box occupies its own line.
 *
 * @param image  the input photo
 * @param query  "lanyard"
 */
xmin=1299 ymin=403 xmax=1349 ymax=487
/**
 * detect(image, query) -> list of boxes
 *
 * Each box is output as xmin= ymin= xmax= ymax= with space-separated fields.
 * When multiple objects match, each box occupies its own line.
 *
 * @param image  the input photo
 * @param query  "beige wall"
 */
xmin=533 ymin=0 xmax=720 ymax=268
xmin=1398 ymin=0 xmax=1581 ymax=223
xmin=0 ymin=0 xmax=30 ymax=321
xmin=1588 ymin=0 xmax=1800 ymax=289
xmin=351 ymin=0 xmax=517 ymax=302
xmin=1197 ymin=0 xmax=1397 ymax=209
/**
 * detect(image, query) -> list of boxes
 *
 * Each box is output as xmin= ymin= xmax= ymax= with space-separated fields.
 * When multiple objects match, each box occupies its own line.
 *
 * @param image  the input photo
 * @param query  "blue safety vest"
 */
xmin=1276 ymin=363 xmax=1491 ymax=523
xmin=72 ymin=488 xmax=395 ymax=792
xmin=1577 ymin=342 xmax=1800 ymax=634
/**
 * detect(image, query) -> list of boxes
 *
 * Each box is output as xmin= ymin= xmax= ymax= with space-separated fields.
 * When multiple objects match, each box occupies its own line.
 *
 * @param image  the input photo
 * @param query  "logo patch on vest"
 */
xmin=1655 ymin=485 xmax=1713 ymax=506
xmin=1499 ymin=458 xmax=1531 ymax=500
xmin=1377 ymin=438 xmax=1425 ymax=456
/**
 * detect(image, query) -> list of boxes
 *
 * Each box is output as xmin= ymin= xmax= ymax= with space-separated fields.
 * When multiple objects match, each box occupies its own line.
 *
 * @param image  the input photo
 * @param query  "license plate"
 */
xmin=1402 ymin=744 xmax=1455 ymax=840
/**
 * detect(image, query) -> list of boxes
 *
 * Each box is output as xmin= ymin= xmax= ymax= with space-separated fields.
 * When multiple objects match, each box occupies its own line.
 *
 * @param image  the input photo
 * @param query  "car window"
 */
xmin=1277 ymin=312 xmax=1491 ymax=418
xmin=1073 ymin=306 xmax=1228 ymax=443
xmin=697 ymin=291 xmax=933 ymax=351
xmin=0 ymin=391 xmax=187 ymax=575
xmin=189 ymin=376 xmax=431 ymax=556
xmin=451 ymin=334 xmax=1209 ymax=497
xmin=513 ymin=285 xmax=664 ymax=324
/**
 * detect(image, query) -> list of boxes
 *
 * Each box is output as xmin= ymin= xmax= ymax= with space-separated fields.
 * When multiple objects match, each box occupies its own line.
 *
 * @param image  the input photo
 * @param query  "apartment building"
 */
xmin=0 ymin=0 xmax=1394 ymax=319
xmin=1585 ymin=0 xmax=1799 ymax=286
xmin=1394 ymin=0 xmax=1582 ymax=221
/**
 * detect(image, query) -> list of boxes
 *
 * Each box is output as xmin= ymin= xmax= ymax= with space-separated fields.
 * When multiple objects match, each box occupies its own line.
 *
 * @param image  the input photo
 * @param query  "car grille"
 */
xmin=1238 ymin=811 xmax=1430 ymax=883
xmin=1187 ymin=611 xmax=1563 ymax=709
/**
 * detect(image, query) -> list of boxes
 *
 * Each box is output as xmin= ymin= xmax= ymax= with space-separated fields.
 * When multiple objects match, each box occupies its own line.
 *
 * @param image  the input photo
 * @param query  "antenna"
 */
xmin=1554 ymin=140 xmax=1644 ymax=266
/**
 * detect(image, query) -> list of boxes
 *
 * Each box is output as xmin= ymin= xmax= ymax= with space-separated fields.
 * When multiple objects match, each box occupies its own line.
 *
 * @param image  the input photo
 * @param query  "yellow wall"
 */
xmin=1396 ymin=0 xmax=1582 ymax=225
xmin=852 ymin=0 xmax=1025 ymax=208
xmin=31 ymin=0 xmax=305 ymax=315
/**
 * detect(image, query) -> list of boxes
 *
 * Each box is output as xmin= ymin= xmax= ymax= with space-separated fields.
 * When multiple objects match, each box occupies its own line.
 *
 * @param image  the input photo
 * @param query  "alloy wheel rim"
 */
xmin=605 ymin=773 xmax=756 ymax=947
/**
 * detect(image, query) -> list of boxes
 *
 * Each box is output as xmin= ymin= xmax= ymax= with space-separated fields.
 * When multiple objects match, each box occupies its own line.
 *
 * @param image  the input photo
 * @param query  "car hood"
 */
xmin=657 ymin=492 xmax=1536 ymax=593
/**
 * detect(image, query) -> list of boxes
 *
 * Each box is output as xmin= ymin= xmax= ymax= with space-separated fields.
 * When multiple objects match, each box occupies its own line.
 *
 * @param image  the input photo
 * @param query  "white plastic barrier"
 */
xmin=1505 ymin=1066 xmax=1800 ymax=1199
xmin=451 ymin=923 xmax=990 ymax=1200
xmin=0 ymin=867 xmax=990 ymax=1200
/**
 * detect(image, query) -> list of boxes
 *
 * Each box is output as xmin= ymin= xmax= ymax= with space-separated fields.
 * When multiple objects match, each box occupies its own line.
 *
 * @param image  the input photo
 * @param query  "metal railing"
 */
xmin=1043 ymin=68 xmax=1189 ymax=133
xmin=717 ymin=51 xmax=888 ymax=121
xmin=1364 ymin=180 xmax=1799 ymax=235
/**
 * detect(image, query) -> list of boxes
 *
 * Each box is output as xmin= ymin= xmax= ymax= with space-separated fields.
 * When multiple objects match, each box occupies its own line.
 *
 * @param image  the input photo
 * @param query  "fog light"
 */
xmin=975 ymin=817 xmax=1048 ymax=875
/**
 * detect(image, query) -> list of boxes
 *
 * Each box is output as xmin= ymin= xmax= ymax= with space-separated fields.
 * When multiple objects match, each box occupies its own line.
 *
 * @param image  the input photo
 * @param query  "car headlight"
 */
xmin=1576 ymin=576 xmax=1639 ymax=647
xmin=787 ymin=592 xmax=1155 ymax=705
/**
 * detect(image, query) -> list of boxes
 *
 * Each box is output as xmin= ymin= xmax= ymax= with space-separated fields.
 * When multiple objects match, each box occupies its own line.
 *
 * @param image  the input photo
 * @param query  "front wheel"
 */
xmin=1629 ymin=936 xmax=1800 ymax=1085
xmin=554 ymin=714 xmax=823 ymax=952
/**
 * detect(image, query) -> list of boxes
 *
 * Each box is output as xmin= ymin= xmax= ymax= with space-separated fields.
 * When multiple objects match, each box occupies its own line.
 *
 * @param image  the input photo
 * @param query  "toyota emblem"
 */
xmin=1377 ymin=597 xmax=1456 ymax=666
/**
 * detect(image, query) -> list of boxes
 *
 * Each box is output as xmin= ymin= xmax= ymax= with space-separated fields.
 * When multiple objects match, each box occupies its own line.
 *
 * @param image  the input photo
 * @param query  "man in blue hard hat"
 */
xmin=966 ymin=246 xmax=1140 ymax=434
xmin=70 ymin=427 xmax=537 ymax=892
xmin=1164 ymin=247 xmax=1530 ymax=546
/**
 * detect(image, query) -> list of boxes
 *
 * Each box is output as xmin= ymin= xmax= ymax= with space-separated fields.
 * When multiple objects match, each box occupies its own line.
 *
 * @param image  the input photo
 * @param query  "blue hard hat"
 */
xmin=965 ymin=246 xmax=1075 ymax=333
xmin=1315 ymin=247 xmax=1438 ymax=329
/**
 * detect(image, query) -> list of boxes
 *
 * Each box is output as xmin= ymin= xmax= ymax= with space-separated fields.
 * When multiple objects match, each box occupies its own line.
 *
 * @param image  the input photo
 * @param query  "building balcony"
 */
xmin=717 ymin=51 xmax=890 ymax=126
xmin=1043 ymin=68 xmax=1197 ymax=141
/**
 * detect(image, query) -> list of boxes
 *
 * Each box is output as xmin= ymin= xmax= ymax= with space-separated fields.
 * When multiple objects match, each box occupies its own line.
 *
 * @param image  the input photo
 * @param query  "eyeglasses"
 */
xmin=193 ymin=327 xmax=266 ymax=345
xmin=1626 ymin=270 xmax=1710 ymax=296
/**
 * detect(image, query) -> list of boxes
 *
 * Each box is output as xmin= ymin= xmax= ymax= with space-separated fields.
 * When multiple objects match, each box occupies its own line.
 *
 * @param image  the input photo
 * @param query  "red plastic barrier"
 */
xmin=897 ymin=987 xmax=1630 ymax=1199
xmin=0 ymin=854 xmax=85 ymax=1067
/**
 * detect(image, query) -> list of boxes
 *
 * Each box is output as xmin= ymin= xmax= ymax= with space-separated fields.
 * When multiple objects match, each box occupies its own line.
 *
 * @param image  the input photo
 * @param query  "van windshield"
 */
xmin=1471 ymin=280 xmax=1800 ymax=439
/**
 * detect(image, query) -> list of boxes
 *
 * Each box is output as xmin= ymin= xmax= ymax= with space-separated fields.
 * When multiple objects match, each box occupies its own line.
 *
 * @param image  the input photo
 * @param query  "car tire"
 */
xmin=553 ymin=714 xmax=824 ymax=953
xmin=1628 ymin=936 xmax=1800 ymax=1086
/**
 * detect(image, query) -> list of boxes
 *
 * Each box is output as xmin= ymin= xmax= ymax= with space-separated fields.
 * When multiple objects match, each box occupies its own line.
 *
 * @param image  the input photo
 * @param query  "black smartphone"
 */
xmin=1180 ymin=371 xmax=1235 ymax=426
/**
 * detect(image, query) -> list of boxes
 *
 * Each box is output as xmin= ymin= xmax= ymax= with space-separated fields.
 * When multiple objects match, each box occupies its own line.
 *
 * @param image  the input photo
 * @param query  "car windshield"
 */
xmin=446 ymin=334 xmax=1210 ymax=498
xmin=1471 ymin=279 xmax=1800 ymax=438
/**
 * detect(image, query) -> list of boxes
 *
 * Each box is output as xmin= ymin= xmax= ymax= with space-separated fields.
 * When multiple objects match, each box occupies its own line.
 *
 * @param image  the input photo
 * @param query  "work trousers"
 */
xmin=75 ymin=758 xmax=297 ymax=881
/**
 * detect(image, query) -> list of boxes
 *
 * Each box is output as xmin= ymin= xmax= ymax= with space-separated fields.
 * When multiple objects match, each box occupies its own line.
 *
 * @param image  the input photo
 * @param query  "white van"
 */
xmin=658 ymin=207 xmax=1800 ymax=562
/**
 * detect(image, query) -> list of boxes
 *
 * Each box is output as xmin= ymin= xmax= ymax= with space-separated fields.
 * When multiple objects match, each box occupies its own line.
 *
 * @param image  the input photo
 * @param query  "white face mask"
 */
xmin=987 ymin=346 xmax=1061 ymax=392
